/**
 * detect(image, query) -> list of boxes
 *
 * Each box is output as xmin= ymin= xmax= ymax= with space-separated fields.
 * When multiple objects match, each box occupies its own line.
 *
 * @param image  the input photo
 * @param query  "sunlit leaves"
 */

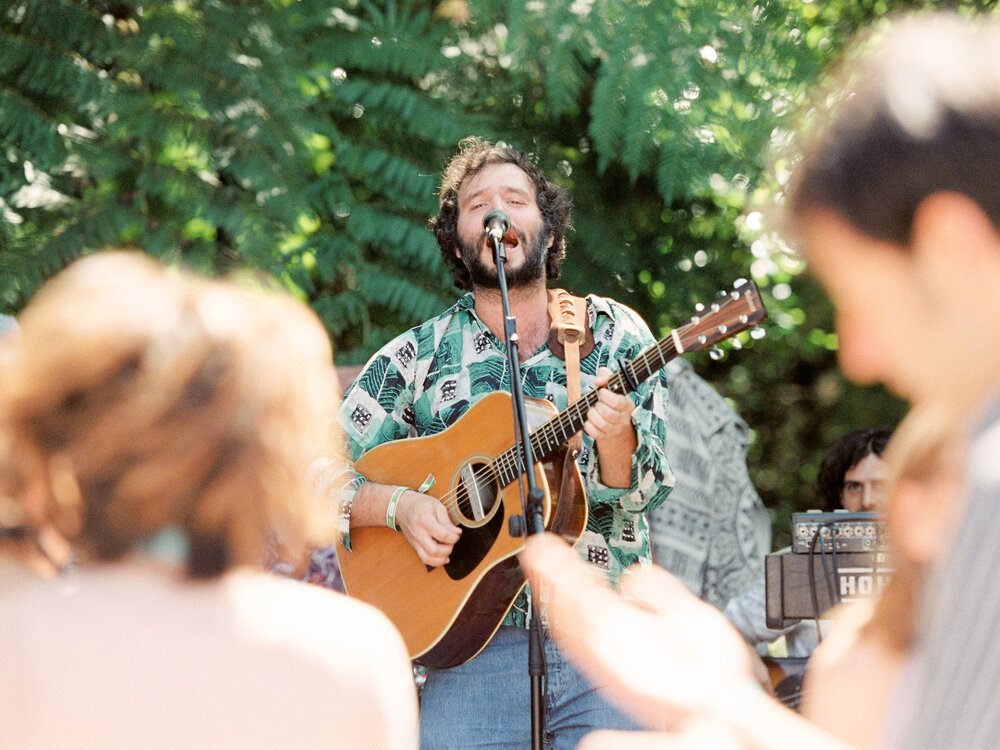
xmin=443 ymin=0 xmax=914 ymax=527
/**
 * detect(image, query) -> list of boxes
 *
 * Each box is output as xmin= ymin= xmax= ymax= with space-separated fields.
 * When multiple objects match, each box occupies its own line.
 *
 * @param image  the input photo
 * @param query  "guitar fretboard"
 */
xmin=481 ymin=281 xmax=764 ymax=490
xmin=491 ymin=334 xmax=680 ymax=486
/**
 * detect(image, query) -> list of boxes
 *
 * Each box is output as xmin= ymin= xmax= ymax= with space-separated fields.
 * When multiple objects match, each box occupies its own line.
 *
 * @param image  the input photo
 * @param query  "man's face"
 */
xmin=455 ymin=162 xmax=553 ymax=289
xmin=840 ymin=452 xmax=889 ymax=512
xmin=798 ymin=210 xmax=933 ymax=403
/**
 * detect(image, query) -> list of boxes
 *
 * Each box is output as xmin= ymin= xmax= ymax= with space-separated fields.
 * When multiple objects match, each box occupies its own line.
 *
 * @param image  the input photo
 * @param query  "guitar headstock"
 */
xmin=677 ymin=279 xmax=766 ymax=355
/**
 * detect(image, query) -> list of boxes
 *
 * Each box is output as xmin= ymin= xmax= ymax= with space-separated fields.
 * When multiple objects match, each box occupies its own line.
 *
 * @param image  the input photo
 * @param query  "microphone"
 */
xmin=483 ymin=209 xmax=510 ymax=241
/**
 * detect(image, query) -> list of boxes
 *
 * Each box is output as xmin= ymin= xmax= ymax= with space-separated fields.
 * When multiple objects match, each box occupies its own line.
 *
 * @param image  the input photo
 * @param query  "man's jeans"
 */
xmin=419 ymin=626 xmax=643 ymax=749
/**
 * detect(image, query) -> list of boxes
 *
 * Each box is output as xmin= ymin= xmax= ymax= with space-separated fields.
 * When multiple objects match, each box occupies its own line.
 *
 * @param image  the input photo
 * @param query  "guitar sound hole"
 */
xmin=455 ymin=461 xmax=500 ymax=524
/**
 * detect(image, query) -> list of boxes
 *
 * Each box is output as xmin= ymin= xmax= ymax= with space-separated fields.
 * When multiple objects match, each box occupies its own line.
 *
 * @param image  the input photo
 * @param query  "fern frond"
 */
xmin=314 ymin=289 xmax=371 ymax=339
xmin=335 ymin=141 xmax=438 ymax=213
xmin=346 ymin=203 xmax=444 ymax=276
xmin=303 ymin=230 xmax=365 ymax=286
xmin=355 ymin=263 xmax=452 ymax=322
xmin=307 ymin=29 xmax=445 ymax=79
xmin=326 ymin=79 xmax=470 ymax=146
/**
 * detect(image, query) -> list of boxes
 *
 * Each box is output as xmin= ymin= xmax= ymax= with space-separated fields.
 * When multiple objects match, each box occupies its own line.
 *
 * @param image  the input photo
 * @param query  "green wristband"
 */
xmin=386 ymin=486 xmax=407 ymax=531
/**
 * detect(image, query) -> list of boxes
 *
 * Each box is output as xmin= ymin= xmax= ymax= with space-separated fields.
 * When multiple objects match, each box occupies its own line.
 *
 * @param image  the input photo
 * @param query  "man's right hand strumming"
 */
xmin=395 ymin=490 xmax=462 ymax=567
xmin=351 ymin=482 xmax=462 ymax=568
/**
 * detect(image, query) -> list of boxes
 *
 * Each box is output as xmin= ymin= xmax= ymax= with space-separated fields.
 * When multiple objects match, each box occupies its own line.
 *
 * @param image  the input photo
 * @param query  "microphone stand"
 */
xmin=487 ymin=226 xmax=548 ymax=750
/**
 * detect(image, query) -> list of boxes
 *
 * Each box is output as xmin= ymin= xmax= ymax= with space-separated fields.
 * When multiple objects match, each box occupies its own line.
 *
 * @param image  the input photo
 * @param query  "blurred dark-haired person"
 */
xmin=803 ymin=408 xmax=965 ymax=749
xmin=324 ymin=137 xmax=674 ymax=748
xmin=520 ymin=11 xmax=1000 ymax=750
xmin=723 ymin=427 xmax=892 ymax=663
xmin=0 ymin=252 xmax=417 ymax=749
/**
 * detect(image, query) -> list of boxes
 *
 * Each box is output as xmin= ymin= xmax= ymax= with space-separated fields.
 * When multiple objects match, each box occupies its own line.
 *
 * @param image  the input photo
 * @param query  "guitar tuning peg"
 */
xmin=733 ymin=277 xmax=748 ymax=288
xmin=716 ymin=290 xmax=727 ymax=299
xmin=731 ymin=337 xmax=743 ymax=350
xmin=750 ymin=325 xmax=766 ymax=340
xmin=709 ymin=346 xmax=725 ymax=361
xmin=694 ymin=302 xmax=705 ymax=313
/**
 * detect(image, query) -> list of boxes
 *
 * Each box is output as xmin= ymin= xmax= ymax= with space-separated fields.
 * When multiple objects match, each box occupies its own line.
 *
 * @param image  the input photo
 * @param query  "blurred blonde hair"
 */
xmin=0 ymin=251 xmax=340 ymax=578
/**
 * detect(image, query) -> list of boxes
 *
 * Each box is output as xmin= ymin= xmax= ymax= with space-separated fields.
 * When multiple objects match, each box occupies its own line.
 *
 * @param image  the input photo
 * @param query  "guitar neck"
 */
xmin=492 ymin=335 xmax=679 ymax=486
xmin=491 ymin=280 xmax=764 ymax=486
xmin=539 ymin=335 xmax=678 ymax=447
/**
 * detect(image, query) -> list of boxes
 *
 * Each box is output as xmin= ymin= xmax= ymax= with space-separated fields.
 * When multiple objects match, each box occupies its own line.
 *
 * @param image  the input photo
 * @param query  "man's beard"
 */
xmin=457 ymin=227 xmax=549 ymax=290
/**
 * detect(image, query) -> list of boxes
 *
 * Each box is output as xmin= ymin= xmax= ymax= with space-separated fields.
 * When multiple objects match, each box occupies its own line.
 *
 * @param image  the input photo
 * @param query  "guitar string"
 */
xmin=428 ymin=289 xmax=759 ymax=518
xmin=450 ymin=288 xmax=757 ymax=509
xmin=434 ymin=336 xmax=682 ymax=520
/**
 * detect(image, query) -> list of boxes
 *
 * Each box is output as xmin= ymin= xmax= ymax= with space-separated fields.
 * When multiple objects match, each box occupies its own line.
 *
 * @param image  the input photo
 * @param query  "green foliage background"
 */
xmin=4 ymin=0 xmax=993 ymax=544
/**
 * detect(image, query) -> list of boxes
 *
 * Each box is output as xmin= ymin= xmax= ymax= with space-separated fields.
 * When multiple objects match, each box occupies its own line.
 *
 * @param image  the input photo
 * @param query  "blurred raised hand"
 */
xmin=521 ymin=532 xmax=754 ymax=728
xmin=520 ymin=533 xmax=853 ymax=750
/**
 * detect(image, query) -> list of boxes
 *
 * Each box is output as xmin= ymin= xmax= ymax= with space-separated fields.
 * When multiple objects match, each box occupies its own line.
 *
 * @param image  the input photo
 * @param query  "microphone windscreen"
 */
xmin=483 ymin=210 xmax=510 ymax=237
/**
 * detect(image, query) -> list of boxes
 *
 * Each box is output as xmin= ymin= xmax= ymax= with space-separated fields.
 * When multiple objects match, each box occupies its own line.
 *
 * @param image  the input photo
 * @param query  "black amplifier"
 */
xmin=765 ymin=551 xmax=894 ymax=628
xmin=791 ymin=510 xmax=888 ymax=554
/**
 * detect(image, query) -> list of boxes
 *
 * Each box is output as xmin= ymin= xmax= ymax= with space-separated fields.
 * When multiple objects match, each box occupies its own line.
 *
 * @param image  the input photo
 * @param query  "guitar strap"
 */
xmin=546 ymin=289 xmax=592 ymax=497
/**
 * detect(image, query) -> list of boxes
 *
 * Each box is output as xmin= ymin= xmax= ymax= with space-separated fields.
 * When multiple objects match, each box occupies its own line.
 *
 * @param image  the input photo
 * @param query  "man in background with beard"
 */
xmin=331 ymin=137 xmax=674 ymax=748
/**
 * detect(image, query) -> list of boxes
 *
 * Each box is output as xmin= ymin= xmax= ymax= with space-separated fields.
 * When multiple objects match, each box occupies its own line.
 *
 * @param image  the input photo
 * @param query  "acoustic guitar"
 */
xmin=336 ymin=280 xmax=766 ymax=668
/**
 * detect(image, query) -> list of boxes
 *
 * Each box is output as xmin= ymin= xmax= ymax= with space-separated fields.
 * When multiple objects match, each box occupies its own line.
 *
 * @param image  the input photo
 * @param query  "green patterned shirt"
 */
xmin=337 ymin=292 xmax=674 ymax=627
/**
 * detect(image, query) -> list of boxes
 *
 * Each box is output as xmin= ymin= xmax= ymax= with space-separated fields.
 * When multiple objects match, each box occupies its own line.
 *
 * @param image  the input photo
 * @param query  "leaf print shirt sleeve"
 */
xmin=583 ymin=299 xmax=675 ymax=516
xmin=333 ymin=331 xmax=422 ymax=550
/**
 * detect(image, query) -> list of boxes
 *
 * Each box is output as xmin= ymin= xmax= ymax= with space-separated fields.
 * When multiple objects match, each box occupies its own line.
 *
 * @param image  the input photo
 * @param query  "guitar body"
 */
xmin=336 ymin=391 xmax=587 ymax=668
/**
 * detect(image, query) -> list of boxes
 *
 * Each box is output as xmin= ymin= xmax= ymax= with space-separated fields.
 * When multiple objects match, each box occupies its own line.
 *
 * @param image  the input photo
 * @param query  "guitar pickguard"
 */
xmin=445 ymin=455 xmax=505 ymax=580
xmin=444 ymin=501 xmax=504 ymax=581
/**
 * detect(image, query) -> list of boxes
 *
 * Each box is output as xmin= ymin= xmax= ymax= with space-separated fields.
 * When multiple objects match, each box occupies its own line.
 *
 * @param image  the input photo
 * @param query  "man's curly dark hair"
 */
xmin=816 ymin=427 xmax=893 ymax=512
xmin=430 ymin=137 xmax=572 ymax=291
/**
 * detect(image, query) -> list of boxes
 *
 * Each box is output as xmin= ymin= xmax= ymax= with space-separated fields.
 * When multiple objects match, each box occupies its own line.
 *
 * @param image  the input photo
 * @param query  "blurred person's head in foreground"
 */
xmin=0 ymin=250 xmax=339 ymax=579
xmin=787 ymin=13 xmax=1000 ymax=414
